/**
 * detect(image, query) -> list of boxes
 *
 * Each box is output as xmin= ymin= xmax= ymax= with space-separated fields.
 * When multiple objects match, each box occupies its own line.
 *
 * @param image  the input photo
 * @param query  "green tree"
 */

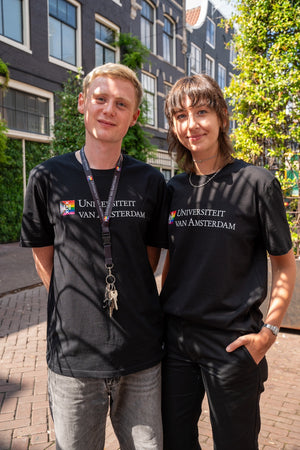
xmin=225 ymin=0 xmax=300 ymax=251
xmin=51 ymin=69 xmax=85 ymax=155
xmin=51 ymin=33 xmax=156 ymax=162
xmin=0 ymin=58 xmax=9 ymax=164
xmin=114 ymin=33 xmax=157 ymax=161
xmin=0 ymin=57 xmax=10 ymax=86
xmin=114 ymin=32 xmax=151 ymax=71
xmin=225 ymin=0 xmax=300 ymax=185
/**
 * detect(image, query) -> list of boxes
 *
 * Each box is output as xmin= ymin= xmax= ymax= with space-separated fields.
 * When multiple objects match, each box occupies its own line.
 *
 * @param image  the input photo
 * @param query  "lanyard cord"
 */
xmin=80 ymin=146 xmax=123 ymax=267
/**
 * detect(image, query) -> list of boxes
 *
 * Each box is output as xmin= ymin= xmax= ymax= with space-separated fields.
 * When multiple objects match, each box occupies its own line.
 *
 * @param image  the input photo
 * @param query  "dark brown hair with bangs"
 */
xmin=165 ymin=74 xmax=233 ymax=173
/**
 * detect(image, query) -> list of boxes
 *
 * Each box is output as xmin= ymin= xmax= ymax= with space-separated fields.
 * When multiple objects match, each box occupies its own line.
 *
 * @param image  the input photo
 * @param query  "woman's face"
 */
xmin=172 ymin=95 xmax=221 ymax=158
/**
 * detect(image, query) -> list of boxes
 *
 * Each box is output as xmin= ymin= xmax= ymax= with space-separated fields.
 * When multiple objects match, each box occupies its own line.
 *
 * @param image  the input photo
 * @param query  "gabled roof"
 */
xmin=186 ymin=7 xmax=201 ymax=27
xmin=186 ymin=0 xmax=208 ymax=29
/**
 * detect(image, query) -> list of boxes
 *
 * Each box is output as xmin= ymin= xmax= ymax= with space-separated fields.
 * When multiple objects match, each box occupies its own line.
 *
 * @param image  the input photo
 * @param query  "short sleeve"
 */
xmin=145 ymin=173 xmax=169 ymax=249
xmin=20 ymin=166 xmax=54 ymax=247
xmin=258 ymin=178 xmax=292 ymax=255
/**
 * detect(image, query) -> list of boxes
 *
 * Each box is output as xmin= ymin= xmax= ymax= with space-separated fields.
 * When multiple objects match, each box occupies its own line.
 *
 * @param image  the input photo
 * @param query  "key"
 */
xmin=109 ymin=289 xmax=118 ymax=311
xmin=103 ymin=285 xmax=112 ymax=311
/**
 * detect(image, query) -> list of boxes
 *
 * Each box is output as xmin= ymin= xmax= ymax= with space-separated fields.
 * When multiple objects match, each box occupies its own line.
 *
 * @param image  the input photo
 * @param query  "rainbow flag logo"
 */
xmin=60 ymin=200 xmax=75 ymax=216
xmin=168 ymin=211 xmax=176 ymax=224
xmin=87 ymin=175 xmax=93 ymax=181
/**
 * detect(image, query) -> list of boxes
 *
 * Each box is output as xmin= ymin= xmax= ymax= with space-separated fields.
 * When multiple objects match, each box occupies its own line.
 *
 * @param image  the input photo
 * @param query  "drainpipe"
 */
xmin=22 ymin=139 xmax=26 ymax=199
xmin=182 ymin=0 xmax=188 ymax=75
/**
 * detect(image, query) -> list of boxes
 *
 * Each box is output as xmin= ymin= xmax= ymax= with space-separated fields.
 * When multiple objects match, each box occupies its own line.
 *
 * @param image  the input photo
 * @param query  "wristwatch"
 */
xmin=263 ymin=323 xmax=279 ymax=336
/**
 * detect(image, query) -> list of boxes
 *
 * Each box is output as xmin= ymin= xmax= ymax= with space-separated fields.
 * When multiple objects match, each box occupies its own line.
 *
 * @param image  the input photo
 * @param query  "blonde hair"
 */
xmin=165 ymin=74 xmax=233 ymax=173
xmin=82 ymin=63 xmax=143 ymax=109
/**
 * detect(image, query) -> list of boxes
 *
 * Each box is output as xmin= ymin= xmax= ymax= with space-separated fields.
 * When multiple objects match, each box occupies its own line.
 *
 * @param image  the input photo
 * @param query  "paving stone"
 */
xmin=0 ymin=280 xmax=299 ymax=449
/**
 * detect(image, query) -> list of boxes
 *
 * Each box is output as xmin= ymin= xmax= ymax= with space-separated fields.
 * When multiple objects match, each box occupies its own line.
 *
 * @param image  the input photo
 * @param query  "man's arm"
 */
xmin=147 ymin=246 xmax=161 ymax=273
xmin=226 ymin=248 xmax=296 ymax=363
xmin=161 ymin=250 xmax=170 ymax=286
xmin=32 ymin=246 xmax=54 ymax=292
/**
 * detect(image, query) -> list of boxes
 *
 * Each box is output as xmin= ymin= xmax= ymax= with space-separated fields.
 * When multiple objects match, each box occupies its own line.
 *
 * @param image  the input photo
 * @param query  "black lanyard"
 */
xmin=80 ymin=146 xmax=123 ymax=268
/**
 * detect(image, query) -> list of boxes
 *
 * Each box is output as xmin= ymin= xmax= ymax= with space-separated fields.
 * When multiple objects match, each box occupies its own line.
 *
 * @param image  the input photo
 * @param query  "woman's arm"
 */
xmin=226 ymin=248 xmax=296 ymax=363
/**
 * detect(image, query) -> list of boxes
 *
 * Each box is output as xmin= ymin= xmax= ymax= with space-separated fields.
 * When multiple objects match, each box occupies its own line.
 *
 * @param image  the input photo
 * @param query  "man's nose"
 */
xmin=103 ymin=100 xmax=116 ymax=116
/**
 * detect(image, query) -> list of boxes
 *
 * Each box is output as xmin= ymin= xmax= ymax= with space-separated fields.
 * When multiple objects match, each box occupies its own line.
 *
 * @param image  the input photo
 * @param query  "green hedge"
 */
xmin=0 ymin=138 xmax=51 ymax=243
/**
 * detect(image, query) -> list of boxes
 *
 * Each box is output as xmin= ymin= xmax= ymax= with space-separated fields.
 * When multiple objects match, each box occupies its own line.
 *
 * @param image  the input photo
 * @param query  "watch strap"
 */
xmin=263 ymin=323 xmax=279 ymax=336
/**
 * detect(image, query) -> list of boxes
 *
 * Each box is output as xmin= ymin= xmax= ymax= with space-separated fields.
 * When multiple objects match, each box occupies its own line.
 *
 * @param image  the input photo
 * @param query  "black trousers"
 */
xmin=162 ymin=316 xmax=268 ymax=450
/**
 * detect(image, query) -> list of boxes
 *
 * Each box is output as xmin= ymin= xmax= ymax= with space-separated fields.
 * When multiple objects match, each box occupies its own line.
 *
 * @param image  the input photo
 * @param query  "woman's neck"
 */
xmin=193 ymin=154 xmax=224 ymax=175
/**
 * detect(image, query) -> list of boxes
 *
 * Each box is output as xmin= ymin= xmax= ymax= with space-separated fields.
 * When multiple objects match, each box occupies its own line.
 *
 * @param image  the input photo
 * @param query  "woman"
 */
xmin=161 ymin=74 xmax=296 ymax=450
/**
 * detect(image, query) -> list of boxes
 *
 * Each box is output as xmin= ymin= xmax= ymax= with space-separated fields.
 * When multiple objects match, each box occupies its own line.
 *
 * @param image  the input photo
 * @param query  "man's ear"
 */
xmin=130 ymin=109 xmax=140 ymax=127
xmin=78 ymin=92 xmax=84 ymax=114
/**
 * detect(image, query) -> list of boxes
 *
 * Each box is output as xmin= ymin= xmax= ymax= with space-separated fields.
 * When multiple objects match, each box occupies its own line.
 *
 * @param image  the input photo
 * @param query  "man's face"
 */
xmin=78 ymin=76 xmax=140 ymax=146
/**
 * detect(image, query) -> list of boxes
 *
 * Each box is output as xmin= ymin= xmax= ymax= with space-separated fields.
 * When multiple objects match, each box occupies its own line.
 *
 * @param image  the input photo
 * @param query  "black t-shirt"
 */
xmin=161 ymin=159 xmax=292 ymax=332
xmin=20 ymin=152 xmax=169 ymax=378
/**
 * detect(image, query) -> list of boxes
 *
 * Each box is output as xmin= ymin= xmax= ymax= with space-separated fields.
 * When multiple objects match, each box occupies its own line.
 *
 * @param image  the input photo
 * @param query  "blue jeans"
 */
xmin=48 ymin=364 xmax=163 ymax=450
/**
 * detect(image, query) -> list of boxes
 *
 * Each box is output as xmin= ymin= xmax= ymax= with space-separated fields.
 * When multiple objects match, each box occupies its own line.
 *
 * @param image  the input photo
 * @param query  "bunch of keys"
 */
xmin=104 ymin=265 xmax=118 ymax=317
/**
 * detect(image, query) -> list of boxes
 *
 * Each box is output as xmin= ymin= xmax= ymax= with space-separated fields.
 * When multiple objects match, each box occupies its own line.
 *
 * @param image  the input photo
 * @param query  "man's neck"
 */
xmin=79 ymin=142 xmax=122 ymax=170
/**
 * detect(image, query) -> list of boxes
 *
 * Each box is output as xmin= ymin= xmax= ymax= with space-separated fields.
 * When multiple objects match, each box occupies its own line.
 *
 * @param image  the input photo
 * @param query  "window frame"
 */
xmin=206 ymin=17 xmax=215 ymax=49
xmin=141 ymin=72 xmax=157 ymax=128
xmin=190 ymin=43 xmax=201 ymax=75
xmin=161 ymin=168 xmax=171 ymax=182
xmin=48 ymin=0 xmax=82 ymax=70
xmin=205 ymin=54 xmax=215 ymax=79
xmin=163 ymin=15 xmax=175 ymax=66
xmin=95 ymin=15 xmax=119 ymax=67
xmin=163 ymin=82 xmax=172 ymax=129
xmin=0 ymin=0 xmax=31 ymax=53
xmin=229 ymin=40 xmax=237 ymax=66
xmin=218 ymin=64 xmax=226 ymax=90
xmin=140 ymin=0 xmax=155 ymax=53
xmin=0 ymin=78 xmax=54 ymax=142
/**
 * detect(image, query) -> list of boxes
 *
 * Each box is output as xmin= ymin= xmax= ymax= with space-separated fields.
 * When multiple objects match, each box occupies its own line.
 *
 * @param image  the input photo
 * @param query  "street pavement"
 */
xmin=0 ymin=243 xmax=300 ymax=449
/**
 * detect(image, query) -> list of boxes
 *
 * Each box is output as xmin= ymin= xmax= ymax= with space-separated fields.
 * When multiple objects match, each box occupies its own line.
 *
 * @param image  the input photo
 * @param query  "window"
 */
xmin=95 ymin=18 xmax=118 ymax=66
xmin=190 ymin=43 xmax=201 ymax=74
xmin=230 ymin=41 xmax=237 ymax=65
xmin=229 ymin=119 xmax=236 ymax=134
xmin=205 ymin=55 xmax=215 ymax=78
xmin=0 ymin=0 xmax=22 ymax=42
xmin=48 ymin=0 xmax=81 ymax=67
xmin=1 ymin=88 xmax=50 ymax=136
xmin=164 ymin=83 xmax=171 ymax=129
xmin=0 ymin=0 xmax=30 ymax=51
xmin=141 ymin=73 xmax=156 ymax=126
xmin=163 ymin=16 xmax=174 ymax=65
xmin=218 ymin=64 xmax=226 ymax=90
xmin=162 ymin=169 xmax=171 ymax=181
xmin=141 ymin=0 xmax=154 ymax=52
xmin=206 ymin=17 xmax=215 ymax=48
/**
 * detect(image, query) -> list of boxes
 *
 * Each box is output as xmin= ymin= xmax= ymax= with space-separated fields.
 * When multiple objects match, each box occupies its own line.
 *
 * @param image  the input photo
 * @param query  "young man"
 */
xmin=20 ymin=63 xmax=168 ymax=450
